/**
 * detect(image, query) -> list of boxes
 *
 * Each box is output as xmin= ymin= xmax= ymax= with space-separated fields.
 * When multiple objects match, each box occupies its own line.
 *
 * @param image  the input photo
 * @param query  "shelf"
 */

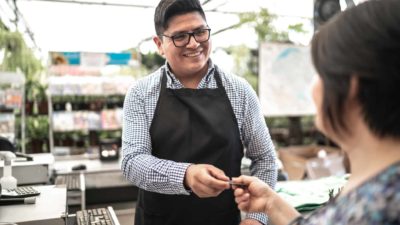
xmin=47 ymin=74 xmax=132 ymax=156
xmin=48 ymin=75 xmax=134 ymax=96
xmin=0 ymin=71 xmax=26 ymax=153
xmin=0 ymin=107 xmax=17 ymax=113
xmin=54 ymin=148 xmax=100 ymax=161
xmin=51 ymin=109 xmax=122 ymax=132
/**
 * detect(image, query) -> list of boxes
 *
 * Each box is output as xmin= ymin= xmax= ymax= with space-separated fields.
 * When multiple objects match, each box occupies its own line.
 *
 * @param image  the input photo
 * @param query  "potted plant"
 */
xmin=25 ymin=116 xmax=49 ymax=153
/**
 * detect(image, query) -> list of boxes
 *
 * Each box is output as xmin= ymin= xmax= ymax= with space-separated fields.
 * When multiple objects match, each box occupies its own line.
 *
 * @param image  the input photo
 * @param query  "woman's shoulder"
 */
xmin=304 ymin=162 xmax=400 ymax=224
xmin=344 ymin=161 xmax=400 ymax=212
xmin=359 ymin=161 xmax=400 ymax=197
xmin=369 ymin=160 xmax=400 ymax=202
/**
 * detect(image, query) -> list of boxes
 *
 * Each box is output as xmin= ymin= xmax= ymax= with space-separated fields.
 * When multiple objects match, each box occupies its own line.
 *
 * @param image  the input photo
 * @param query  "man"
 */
xmin=121 ymin=0 xmax=277 ymax=224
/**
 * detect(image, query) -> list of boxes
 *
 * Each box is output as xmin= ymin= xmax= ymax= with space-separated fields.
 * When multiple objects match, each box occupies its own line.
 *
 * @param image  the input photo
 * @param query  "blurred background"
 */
xmin=0 ymin=1 xmax=361 ymax=224
xmin=2 ymin=0 xmax=359 ymax=154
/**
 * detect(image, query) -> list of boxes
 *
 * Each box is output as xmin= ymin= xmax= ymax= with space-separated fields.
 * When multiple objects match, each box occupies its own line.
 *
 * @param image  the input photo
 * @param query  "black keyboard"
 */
xmin=76 ymin=206 xmax=120 ymax=225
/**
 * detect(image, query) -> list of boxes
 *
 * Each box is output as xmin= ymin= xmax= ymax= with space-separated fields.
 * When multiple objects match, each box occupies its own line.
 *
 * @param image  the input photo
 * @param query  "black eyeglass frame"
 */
xmin=160 ymin=28 xmax=211 ymax=47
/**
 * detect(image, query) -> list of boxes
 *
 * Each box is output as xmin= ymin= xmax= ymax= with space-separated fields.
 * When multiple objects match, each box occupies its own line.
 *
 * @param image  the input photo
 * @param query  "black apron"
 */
xmin=135 ymin=67 xmax=243 ymax=225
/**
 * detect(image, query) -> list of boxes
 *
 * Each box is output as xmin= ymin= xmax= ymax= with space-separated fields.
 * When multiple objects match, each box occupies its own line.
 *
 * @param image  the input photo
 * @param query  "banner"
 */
xmin=49 ymin=52 xmax=133 ymax=66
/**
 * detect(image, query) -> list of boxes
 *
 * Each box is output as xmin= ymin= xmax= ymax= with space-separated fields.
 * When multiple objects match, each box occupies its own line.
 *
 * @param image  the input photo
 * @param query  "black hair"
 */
xmin=311 ymin=0 xmax=400 ymax=138
xmin=154 ymin=0 xmax=206 ymax=36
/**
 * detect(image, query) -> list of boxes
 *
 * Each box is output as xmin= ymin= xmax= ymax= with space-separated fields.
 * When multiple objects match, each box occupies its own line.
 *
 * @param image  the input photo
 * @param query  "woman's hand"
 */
xmin=233 ymin=175 xmax=301 ymax=225
xmin=232 ymin=175 xmax=271 ymax=213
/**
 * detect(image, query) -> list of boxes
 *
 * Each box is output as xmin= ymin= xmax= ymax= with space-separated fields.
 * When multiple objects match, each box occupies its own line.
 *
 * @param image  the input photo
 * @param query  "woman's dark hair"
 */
xmin=311 ymin=0 xmax=400 ymax=138
xmin=154 ymin=0 xmax=206 ymax=36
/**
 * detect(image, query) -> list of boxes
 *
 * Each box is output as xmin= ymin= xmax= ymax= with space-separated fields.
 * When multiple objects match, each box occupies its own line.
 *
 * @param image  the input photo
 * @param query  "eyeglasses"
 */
xmin=161 ymin=28 xmax=211 ymax=47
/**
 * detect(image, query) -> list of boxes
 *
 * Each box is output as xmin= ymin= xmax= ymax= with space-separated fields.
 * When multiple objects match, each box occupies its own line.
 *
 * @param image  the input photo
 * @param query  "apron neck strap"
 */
xmin=160 ymin=66 xmax=223 ymax=90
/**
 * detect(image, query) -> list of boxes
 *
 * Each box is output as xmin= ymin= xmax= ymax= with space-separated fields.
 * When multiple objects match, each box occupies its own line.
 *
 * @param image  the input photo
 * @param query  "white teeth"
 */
xmin=185 ymin=52 xmax=201 ymax=57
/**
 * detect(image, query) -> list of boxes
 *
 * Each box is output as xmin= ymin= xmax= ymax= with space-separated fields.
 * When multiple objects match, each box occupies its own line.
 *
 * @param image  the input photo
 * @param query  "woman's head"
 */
xmin=311 ymin=0 xmax=400 ymax=141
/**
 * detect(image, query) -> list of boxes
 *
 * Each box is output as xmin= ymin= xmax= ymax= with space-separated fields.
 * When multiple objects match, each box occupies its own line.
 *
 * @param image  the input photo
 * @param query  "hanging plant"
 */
xmin=0 ymin=28 xmax=42 ymax=78
xmin=1 ymin=21 xmax=48 ymax=153
xmin=1 ymin=21 xmax=44 ymax=101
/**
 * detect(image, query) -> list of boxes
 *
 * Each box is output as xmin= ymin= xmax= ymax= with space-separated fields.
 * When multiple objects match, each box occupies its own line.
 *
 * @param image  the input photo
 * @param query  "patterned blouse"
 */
xmin=296 ymin=161 xmax=400 ymax=225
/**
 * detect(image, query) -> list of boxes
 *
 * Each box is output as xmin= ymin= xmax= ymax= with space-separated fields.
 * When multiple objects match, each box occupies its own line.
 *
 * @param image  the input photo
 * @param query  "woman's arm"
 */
xmin=233 ymin=175 xmax=301 ymax=225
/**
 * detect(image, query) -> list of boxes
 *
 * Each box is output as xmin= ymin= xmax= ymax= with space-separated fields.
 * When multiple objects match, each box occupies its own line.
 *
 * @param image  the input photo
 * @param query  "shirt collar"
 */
xmin=163 ymin=59 xmax=215 ymax=87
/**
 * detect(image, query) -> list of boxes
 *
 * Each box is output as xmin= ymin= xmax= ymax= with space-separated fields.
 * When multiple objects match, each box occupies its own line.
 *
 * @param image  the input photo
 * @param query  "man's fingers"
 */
xmin=192 ymin=180 xmax=224 ymax=197
xmin=204 ymin=166 xmax=230 ymax=190
xmin=186 ymin=164 xmax=231 ymax=197
xmin=196 ymin=188 xmax=224 ymax=198
xmin=209 ymin=167 xmax=229 ymax=181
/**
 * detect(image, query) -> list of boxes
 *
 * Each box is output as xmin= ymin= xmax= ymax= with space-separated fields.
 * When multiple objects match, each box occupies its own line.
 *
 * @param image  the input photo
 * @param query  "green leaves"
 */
xmin=1 ymin=21 xmax=47 ymax=153
xmin=0 ymin=27 xmax=42 ymax=78
xmin=238 ymin=8 xmax=304 ymax=43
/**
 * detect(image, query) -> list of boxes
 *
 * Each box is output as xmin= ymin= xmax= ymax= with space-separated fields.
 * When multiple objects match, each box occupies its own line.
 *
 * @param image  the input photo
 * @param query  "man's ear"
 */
xmin=153 ymin=36 xmax=165 ymax=56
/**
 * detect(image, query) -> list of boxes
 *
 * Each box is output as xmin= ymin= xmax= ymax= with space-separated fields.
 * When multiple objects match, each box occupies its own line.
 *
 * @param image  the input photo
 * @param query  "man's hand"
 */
xmin=184 ymin=164 xmax=230 ymax=198
xmin=240 ymin=218 xmax=263 ymax=225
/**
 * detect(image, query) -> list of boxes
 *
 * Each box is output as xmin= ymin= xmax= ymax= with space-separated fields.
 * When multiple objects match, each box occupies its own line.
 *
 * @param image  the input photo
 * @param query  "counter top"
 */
xmin=0 ymin=185 xmax=66 ymax=225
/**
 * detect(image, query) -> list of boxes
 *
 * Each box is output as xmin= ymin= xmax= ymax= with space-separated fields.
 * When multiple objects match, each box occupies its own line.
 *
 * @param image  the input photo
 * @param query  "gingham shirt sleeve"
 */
xmin=226 ymin=75 xmax=278 ymax=225
xmin=121 ymin=79 xmax=192 ymax=195
xmin=245 ymin=83 xmax=278 ymax=224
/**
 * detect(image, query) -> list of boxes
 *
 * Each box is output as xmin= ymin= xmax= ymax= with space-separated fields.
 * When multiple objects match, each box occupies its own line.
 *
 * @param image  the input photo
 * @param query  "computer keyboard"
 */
xmin=55 ymin=174 xmax=82 ymax=191
xmin=76 ymin=206 xmax=120 ymax=225
xmin=1 ymin=186 xmax=41 ymax=198
xmin=66 ymin=174 xmax=81 ymax=191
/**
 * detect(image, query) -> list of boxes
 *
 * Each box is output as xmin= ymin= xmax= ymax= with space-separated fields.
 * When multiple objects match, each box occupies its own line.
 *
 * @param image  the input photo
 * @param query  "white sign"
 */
xmin=81 ymin=52 xmax=109 ymax=67
xmin=259 ymin=42 xmax=316 ymax=116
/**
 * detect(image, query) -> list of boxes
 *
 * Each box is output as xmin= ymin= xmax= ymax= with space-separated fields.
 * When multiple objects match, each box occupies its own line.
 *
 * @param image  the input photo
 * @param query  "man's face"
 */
xmin=153 ymin=12 xmax=211 ymax=78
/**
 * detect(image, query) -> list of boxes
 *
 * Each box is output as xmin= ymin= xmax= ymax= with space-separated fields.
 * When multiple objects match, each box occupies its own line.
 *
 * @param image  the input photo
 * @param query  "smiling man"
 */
xmin=121 ymin=0 xmax=277 ymax=225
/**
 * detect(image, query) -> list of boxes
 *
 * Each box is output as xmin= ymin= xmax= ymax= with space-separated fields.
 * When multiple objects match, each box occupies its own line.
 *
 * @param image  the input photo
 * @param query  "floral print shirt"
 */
xmin=296 ymin=161 xmax=400 ymax=225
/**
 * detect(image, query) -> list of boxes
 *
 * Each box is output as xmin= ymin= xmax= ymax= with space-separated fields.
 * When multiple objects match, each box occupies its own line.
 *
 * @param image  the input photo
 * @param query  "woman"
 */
xmin=233 ymin=0 xmax=400 ymax=224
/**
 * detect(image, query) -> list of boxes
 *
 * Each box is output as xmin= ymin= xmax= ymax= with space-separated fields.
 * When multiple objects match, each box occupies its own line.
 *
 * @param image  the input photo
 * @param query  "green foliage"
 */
xmin=141 ymin=51 xmax=165 ymax=72
xmin=1 ymin=21 xmax=49 ymax=152
xmin=288 ymin=23 xmax=306 ymax=34
xmin=26 ymin=116 xmax=49 ymax=140
xmin=238 ymin=8 xmax=305 ymax=43
xmin=265 ymin=116 xmax=290 ymax=128
xmin=0 ymin=28 xmax=42 ymax=80
xmin=25 ymin=79 xmax=47 ymax=102
xmin=225 ymin=45 xmax=258 ymax=91
xmin=98 ymin=130 xmax=121 ymax=140
xmin=0 ymin=21 xmax=46 ymax=103
xmin=239 ymin=8 xmax=285 ymax=42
